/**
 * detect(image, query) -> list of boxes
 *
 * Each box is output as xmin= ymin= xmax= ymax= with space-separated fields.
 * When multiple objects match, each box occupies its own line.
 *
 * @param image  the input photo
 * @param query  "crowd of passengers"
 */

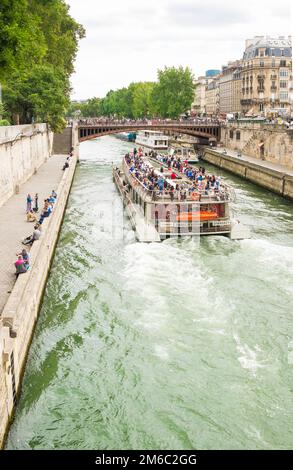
xmin=155 ymin=153 xmax=222 ymax=192
xmin=124 ymin=148 xmax=225 ymax=201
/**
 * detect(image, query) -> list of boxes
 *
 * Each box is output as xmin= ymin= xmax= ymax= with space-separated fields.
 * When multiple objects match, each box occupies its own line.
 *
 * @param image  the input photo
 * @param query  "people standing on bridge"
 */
xmin=26 ymin=194 xmax=33 ymax=213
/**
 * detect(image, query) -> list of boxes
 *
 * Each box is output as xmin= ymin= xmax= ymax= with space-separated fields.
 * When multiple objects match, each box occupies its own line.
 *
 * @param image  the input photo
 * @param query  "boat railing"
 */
xmin=122 ymin=158 xmax=234 ymax=203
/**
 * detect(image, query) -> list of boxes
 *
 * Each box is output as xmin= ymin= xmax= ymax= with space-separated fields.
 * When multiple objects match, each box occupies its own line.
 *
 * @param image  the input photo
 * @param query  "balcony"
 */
xmin=257 ymin=87 xmax=265 ymax=92
xmin=271 ymin=86 xmax=277 ymax=91
xmin=271 ymin=75 xmax=277 ymax=80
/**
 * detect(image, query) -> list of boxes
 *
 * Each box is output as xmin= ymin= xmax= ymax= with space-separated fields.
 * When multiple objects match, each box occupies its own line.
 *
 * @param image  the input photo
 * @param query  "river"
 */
xmin=6 ymin=136 xmax=293 ymax=450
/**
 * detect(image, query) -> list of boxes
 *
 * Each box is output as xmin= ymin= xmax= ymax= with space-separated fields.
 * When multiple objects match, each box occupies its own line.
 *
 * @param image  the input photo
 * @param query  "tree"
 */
xmin=153 ymin=66 xmax=195 ymax=118
xmin=132 ymin=82 xmax=155 ymax=118
xmin=0 ymin=0 xmax=46 ymax=80
xmin=0 ymin=0 xmax=85 ymax=129
xmin=3 ymin=65 xmax=70 ymax=131
xmin=28 ymin=0 xmax=85 ymax=77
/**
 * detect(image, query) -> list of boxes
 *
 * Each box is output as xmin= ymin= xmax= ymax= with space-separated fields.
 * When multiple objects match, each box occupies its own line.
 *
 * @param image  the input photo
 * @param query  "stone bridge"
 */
xmin=77 ymin=120 xmax=220 ymax=142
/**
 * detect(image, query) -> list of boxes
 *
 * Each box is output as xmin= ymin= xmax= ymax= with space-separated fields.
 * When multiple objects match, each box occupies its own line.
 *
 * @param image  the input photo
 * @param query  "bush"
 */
xmin=0 ymin=119 xmax=11 ymax=126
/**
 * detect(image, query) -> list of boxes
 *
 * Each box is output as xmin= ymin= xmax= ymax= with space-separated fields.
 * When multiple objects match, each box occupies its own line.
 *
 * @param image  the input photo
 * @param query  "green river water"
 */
xmin=6 ymin=136 xmax=293 ymax=450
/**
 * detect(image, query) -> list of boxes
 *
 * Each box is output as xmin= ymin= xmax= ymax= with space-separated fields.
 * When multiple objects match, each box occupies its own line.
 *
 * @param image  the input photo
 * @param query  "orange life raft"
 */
xmin=176 ymin=211 xmax=218 ymax=222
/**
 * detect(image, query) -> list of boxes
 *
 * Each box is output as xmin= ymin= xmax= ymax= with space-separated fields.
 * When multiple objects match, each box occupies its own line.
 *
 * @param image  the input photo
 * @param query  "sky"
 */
xmin=67 ymin=0 xmax=293 ymax=100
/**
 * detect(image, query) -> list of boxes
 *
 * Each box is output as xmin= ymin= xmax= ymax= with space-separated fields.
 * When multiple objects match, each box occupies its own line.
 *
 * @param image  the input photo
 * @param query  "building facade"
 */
xmin=219 ymin=60 xmax=242 ymax=114
xmin=240 ymin=36 xmax=292 ymax=116
xmin=193 ymin=36 xmax=292 ymax=117
xmin=192 ymin=76 xmax=207 ymax=115
xmin=191 ymin=72 xmax=215 ymax=115
xmin=205 ymin=76 xmax=220 ymax=116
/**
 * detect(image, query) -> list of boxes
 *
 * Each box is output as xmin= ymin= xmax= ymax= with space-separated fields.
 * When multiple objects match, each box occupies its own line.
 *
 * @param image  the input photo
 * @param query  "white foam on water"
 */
xmin=240 ymin=238 xmax=293 ymax=271
xmin=123 ymin=239 xmax=233 ymax=336
xmin=153 ymin=344 xmax=169 ymax=361
xmin=233 ymin=333 xmax=268 ymax=377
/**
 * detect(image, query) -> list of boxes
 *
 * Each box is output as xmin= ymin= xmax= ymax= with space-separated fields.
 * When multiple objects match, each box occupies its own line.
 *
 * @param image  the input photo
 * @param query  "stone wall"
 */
xmin=0 ymin=155 xmax=77 ymax=448
xmin=203 ymin=149 xmax=293 ymax=199
xmin=0 ymin=124 xmax=53 ymax=209
xmin=221 ymin=122 xmax=293 ymax=169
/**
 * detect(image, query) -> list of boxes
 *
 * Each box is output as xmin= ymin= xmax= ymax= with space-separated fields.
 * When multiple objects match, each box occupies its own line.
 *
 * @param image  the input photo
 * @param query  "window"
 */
xmin=280 ymin=92 xmax=288 ymax=101
xmin=280 ymin=60 xmax=286 ymax=67
xmin=259 ymin=103 xmax=264 ymax=111
xmin=260 ymin=60 xmax=264 ymax=67
xmin=236 ymin=131 xmax=241 ymax=140
xmin=280 ymin=69 xmax=288 ymax=77
xmin=271 ymin=48 xmax=275 ymax=56
xmin=229 ymin=130 xmax=234 ymax=139
xmin=280 ymin=81 xmax=287 ymax=88
xmin=281 ymin=49 xmax=284 ymax=56
xmin=272 ymin=59 xmax=275 ymax=67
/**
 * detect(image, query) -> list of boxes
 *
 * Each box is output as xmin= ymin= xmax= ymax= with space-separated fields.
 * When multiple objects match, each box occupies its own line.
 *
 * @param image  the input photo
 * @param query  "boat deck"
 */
xmin=123 ymin=156 xmax=234 ymax=204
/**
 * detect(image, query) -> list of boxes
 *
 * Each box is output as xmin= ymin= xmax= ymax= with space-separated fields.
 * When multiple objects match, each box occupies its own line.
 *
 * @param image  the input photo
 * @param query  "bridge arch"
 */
xmin=78 ymin=123 xmax=220 ymax=143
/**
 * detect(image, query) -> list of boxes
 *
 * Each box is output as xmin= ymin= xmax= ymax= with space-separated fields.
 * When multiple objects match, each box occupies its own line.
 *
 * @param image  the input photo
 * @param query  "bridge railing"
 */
xmin=78 ymin=119 xmax=220 ymax=127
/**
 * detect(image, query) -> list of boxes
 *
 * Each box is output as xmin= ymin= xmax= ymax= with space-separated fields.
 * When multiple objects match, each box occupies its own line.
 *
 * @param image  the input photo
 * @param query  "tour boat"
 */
xmin=113 ymin=151 xmax=250 ymax=242
xmin=169 ymin=144 xmax=199 ymax=164
xmin=135 ymin=130 xmax=169 ymax=150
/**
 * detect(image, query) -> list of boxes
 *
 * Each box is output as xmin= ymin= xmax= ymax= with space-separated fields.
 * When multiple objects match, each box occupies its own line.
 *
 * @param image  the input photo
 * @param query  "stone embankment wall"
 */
xmin=221 ymin=122 xmax=293 ymax=170
xmin=0 ymin=124 xmax=54 ymax=209
xmin=0 ymin=130 xmax=77 ymax=448
xmin=203 ymin=149 xmax=293 ymax=199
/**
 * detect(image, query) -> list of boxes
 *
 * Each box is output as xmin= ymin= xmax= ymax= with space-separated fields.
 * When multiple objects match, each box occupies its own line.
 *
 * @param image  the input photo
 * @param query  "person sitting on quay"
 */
xmin=17 ymin=249 xmax=30 ymax=270
xmin=26 ymin=193 xmax=33 ymax=213
xmin=14 ymin=255 xmax=28 ymax=278
xmin=22 ymin=224 xmax=42 ymax=246
xmin=39 ymin=200 xmax=53 ymax=224
xmin=48 ymin=192 xmax=57 ymax=204
xmin=26 ymin=210 xmax=37 ymax=223
xmin=62 ymin=160 xmax=69 ymax=171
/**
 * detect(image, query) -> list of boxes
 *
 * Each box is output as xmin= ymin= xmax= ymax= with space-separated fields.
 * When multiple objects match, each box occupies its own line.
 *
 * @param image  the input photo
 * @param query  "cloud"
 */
xmin=67 ymin=0 xmax=292 ymax=99
xmin=166 ymin=0 xmax=251 ymax=26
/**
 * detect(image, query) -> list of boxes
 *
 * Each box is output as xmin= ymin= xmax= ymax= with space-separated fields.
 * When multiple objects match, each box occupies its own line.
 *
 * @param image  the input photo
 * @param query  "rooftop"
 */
xmin=243 ymin=35 xmax=292 ymax=60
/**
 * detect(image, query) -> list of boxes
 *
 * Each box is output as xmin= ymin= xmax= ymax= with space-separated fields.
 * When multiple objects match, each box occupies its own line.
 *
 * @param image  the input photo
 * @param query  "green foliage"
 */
xmin=153 ymin=66 xmax=195 ymax=118
xmin=0 ymin=0 xmax=46 ymax=80
xmin=67 ymin=67 xmax=194 ymax=120
xmin=0 ymin=119 xmax=11 ymax=126
xmin=3 ymin=65 xmax=70 ymax=131
xmin=28 ymin=0 xmax=85 ymax=77
xmin=0 ymin=0 xmax=84 ymax=129
xmin=132 ymin=82 xmax=155 ymax=118
xmin=0 ymin=101 xmax=5 ymax=117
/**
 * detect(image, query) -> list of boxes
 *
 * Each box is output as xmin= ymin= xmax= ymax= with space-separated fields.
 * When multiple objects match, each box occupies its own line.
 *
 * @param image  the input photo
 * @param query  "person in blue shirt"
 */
xmin=157 ymin=177 xmax=164 ymax=195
